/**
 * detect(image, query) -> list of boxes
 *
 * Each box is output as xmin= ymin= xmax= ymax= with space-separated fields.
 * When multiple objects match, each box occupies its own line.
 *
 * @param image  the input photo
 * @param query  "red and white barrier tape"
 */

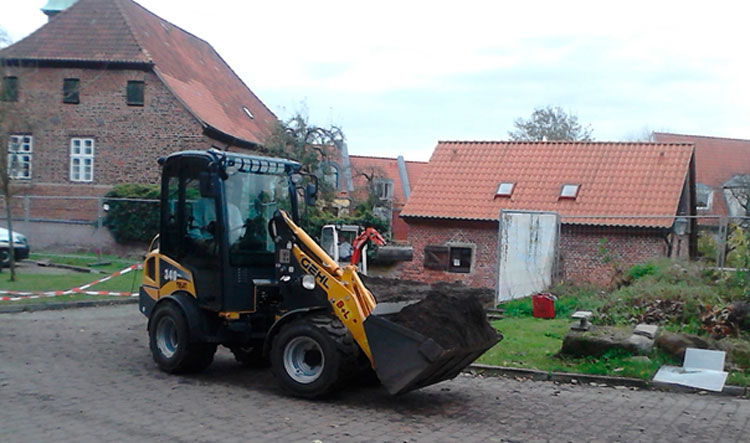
xmin=0 ymin=264 xmax=141 ymax=302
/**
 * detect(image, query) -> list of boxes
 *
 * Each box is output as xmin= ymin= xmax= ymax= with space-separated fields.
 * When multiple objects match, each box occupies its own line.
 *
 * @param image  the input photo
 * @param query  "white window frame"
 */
xmin=7 ymin=134 xmax=32 ymax=180
xmin=496 ymin=182 xmax=515 ymax=197
xmin=70 ymin=137 xmax=95 ymax=182
xmin=560 ymin=184 xmax=580 ymax=199
xmin=373 ymin=178 xmax=394 ymax=201
xmin=696 ymin=184 xmax=713 ymax=211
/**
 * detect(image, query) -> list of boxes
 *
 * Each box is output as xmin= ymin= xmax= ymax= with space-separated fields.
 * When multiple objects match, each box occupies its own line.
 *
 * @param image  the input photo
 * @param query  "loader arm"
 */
xmin=276 ymin=211 xmax=377 ymax=362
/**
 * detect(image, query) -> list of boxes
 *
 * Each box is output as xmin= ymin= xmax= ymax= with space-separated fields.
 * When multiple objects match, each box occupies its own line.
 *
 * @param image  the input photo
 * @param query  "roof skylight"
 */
xmin=560 ymin=184 xmax=580 ymax=199
xmin=496 ymin=182 xmax=515 ymax=197
xmin=242 ymin=106 xmax=254 ymax=120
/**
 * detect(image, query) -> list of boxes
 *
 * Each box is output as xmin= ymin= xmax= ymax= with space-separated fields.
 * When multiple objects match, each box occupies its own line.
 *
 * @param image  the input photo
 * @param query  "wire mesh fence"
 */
xmin=496 ymin=212 xmax=750 ymax=294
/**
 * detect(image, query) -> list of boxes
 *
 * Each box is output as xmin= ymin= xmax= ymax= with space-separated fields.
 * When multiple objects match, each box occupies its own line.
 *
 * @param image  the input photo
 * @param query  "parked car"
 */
xmin=0 ymin=227 xmax=30 ymax=266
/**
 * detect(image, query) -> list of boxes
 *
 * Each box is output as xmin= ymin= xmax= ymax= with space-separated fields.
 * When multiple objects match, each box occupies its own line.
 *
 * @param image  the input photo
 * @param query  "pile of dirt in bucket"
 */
xmin=388 ymin=288 xmax=501 ymax=350
xmin=360 ymin=275 xmax=496 ymax=308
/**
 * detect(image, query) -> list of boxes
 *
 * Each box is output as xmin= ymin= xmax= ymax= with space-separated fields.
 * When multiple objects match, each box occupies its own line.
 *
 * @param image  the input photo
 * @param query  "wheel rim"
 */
xmin=156 ymin=317 xmax=178 ymax=359
xmin=283 ymin=336 xmax=324 ymax=384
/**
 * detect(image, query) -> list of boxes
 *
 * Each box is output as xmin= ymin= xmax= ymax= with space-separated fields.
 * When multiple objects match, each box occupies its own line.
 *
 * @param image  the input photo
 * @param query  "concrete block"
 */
xmin=627 ymin=334 xmax=654 ymax=355
xmin=633 ymin=324 xmax=659 ymax=339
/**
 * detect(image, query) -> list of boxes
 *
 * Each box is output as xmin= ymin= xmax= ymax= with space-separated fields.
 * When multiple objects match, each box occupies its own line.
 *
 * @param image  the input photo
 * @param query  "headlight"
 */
xmin=13 ymin=235 xmax=26 ymax=245
xmin=301 ymin=274 xmax=316 ymax=290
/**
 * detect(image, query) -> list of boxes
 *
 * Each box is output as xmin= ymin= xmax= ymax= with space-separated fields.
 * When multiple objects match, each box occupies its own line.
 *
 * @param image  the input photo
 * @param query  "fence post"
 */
xmin=23 ymin=196 xmax=29 ymax=230
xmin=717 ymin=216 xmax=727 ymax=268
xmin=97 ymin=197 xmax=104 ymax=262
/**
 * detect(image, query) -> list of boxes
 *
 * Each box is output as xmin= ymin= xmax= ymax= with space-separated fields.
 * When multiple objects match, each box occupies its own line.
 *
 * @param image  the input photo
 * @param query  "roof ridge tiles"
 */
xmin=654 ymin=132 xmax=750 ymax=143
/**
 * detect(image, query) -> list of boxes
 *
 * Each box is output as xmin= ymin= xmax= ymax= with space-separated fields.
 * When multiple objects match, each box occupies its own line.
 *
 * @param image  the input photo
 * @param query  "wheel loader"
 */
xmin=139 ymin=149 xmax=499 ymax=397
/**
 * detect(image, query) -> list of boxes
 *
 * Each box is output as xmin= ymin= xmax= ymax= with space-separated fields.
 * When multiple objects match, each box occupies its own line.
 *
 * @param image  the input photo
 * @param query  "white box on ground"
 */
xmin=653 ymin=347 xmax=728 ymax=392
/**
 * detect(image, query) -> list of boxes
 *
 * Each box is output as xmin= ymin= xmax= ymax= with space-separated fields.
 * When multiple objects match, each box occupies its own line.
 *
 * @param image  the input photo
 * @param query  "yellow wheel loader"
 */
xmin=139 ymin=149 xmax=498 ymax=397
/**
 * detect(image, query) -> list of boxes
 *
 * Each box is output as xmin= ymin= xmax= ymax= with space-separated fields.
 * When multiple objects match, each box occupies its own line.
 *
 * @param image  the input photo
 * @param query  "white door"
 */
xmin=496 ymin=211 xmax=559 ymax=303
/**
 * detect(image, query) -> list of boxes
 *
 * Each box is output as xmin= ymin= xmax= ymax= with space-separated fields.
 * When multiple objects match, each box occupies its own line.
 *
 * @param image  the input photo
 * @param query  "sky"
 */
xmin=2 ymin=0 xmax=750 ymax=161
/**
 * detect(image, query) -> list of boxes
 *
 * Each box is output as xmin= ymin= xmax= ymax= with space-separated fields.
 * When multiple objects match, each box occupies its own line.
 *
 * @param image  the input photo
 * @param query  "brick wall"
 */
xmin=559 ymin=225 xmax=667 ymax=286
xmin=400 ymin=219 xmax=499 ymax=288
xmin=0 ymin=65 xmax=267 ymax=225
xmin=402 ymin=219 xmax=668 ymax=290
xmin=3 ymin=66 xmax=208 ymax=188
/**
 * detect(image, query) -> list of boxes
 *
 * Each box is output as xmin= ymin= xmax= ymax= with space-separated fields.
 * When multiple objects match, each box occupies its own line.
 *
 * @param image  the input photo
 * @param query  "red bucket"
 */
xmin=532 ymin=293 xmax=556 ymax=319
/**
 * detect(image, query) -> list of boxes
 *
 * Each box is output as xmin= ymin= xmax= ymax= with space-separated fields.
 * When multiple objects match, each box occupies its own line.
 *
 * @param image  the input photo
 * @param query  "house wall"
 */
xmin=4 ymin=66 xmax=206 ymax=190
xmin=400 ymin=219 xmax=499 ymax=288
xmin=559 ymin=225 xmax=667 ymax=286
xmin=402 ymin=219 xmax=668 ymax=290
xmin=1 ymin=65 xmax=215 ymax=225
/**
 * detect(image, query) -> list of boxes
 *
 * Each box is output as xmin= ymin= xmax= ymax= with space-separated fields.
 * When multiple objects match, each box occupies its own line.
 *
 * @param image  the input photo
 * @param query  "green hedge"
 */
xmin=103 ymin=184 xmax=160 ymax=244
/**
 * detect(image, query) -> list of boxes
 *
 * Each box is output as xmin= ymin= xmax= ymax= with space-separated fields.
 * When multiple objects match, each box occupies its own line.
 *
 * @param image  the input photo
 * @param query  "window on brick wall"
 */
xmin=448 ymin=246 xmax=472 ymax=273
xmin=372 ymin=178 xmax=393 ymax=201
xmin=1 ymin=77 xmax=18 ymax=102
xmin=70 ymin=138 xmax=94 ymax=182
xmin=7 ymin=135 xmax=32 ymax=180
xmin=423 ymin=244 xmax=473 ymax=273
xmin=63 ymin=78 xmax=80 ymax=104
xmin=126 ymin=81 xmax=144 ymax=106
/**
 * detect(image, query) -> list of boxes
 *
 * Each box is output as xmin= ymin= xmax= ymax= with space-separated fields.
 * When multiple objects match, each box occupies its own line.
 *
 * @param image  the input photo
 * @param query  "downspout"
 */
xmin=340 ymin=141 xmax=354 ymax=192
xmin=397 ymin=155 xmax=411 ymax=200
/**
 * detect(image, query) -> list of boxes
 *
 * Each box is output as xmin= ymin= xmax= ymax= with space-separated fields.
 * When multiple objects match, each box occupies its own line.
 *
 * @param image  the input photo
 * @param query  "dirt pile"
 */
xmin=388 ymin=288 xmax=500 ymax=350
xmin=361 ymin=275 xmax=496 ymax=308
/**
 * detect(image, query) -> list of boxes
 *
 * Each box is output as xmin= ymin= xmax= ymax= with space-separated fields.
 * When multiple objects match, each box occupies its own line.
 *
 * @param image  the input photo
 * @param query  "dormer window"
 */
xmin=496 ymin=182 xmax=515 ymax=197
xmin=560 ymin=184 xmax=580 ymax=199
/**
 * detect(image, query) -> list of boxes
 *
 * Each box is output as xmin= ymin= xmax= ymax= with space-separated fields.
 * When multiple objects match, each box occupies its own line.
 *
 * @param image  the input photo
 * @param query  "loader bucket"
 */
xmin=363 ymin=310 xmax=501 ymax=395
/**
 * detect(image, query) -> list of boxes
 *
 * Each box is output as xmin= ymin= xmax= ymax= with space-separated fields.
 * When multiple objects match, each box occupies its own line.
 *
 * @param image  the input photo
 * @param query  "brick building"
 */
xmin=317 ymin=142 xmax=426 ymax=241
xmin=0 ymin=0 xmax=276 ymax=222
xmin=399 ymin=141 xmax=697 ymax=292
xmin=654 ymin=133 xmax=750 ymax=220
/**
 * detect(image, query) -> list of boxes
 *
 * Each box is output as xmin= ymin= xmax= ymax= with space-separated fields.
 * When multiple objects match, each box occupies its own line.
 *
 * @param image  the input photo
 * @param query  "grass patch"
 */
xmin=0 ymin=271 xmax=139 ymax=294
xmin=0 ymin=253 xmax=141 ymax=305
xmin=478 ymin=317 xmax=750 ymax=383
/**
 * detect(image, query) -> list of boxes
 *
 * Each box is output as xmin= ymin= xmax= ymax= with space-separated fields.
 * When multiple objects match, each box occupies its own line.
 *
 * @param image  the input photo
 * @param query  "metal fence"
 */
xmin=496 ymin=212 xmax=750 ymax=299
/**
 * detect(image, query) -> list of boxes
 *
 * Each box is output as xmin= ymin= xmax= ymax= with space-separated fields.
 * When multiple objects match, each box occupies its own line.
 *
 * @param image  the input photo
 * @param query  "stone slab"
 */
xmin=634 ymin=323 xmax=659 ymax=339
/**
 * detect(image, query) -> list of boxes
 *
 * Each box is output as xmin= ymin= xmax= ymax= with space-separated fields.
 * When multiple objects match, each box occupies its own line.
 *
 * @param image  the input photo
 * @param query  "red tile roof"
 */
xmin=348 ymin=155 xmax=428 ymax=208
xmin=0 ymin=0 xmax=276 ymax=146
xmin=654 ymin=133 xmax=750 ymax=217
xmin=401 ymin=141 xmax=695 ymax=228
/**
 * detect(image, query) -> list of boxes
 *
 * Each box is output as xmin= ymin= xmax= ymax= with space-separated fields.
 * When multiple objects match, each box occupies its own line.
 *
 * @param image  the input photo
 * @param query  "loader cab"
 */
xmin=159 ymin=150 xmax=302 ymax=312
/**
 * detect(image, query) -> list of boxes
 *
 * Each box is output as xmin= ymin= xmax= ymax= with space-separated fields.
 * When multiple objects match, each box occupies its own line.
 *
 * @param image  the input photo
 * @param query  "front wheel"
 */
xmin=148 ymin=303 xmax=216 ymax=373
xmin=270 ymin=315 xmax=356 ymax=398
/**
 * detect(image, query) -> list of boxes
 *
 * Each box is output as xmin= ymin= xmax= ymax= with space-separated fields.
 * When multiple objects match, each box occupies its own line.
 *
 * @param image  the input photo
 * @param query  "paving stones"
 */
xmin=2 ymin=306 xmax=750 ymax=442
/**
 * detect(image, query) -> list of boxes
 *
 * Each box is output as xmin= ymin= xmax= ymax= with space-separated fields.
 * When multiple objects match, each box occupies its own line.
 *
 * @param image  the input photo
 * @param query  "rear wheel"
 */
xmin=149 ymin=303 xmax=216 ymax=373
xmin=270 ymin=315 xmax=357 ymax=398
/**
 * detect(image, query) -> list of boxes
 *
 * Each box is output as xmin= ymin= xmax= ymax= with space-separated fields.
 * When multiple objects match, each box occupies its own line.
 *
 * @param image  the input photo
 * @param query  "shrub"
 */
xmin=627 ymin=262 xmax=657 ymax=281
xmin=103 ymin=184 xmax=160 ymax=244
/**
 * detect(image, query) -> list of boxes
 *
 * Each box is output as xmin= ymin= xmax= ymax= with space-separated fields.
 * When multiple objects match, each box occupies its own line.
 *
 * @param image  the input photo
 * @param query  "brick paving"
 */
xmin=1 ymin=305 xmax=748 ymax=442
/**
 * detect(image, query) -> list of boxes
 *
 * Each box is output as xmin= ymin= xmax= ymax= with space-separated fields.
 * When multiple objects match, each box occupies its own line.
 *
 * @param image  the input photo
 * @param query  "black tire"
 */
xmin=270 ymin=315 xmax=358 ymax=398
xmin=0 ymin=249 xmax=8 ymax=267
xmin=230 ymin=345 xmax=269 ymax=368
xmin=148 ymin=303 xmax=216 ymax=374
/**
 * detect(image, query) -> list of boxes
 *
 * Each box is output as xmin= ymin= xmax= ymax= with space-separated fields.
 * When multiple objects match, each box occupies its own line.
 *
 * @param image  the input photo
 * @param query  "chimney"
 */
xmin=41 ymin=0 xmax=79 ymax=20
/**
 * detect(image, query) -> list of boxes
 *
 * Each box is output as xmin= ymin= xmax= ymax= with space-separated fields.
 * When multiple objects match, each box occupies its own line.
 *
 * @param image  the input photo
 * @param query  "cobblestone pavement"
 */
xmin=1 ymin=305 xmax=749 ymax=443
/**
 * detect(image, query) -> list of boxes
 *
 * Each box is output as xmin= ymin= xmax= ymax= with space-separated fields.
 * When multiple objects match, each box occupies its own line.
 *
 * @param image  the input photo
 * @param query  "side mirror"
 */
xmin=305 ymin=182 xmax=317 ymax=206
xmin=199 ymin=172 xmax=216 ymax=197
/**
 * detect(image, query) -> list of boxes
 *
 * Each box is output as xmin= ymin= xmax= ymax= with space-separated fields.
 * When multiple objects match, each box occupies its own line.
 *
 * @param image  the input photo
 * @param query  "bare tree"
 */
xmin=1 ymin=26 xmax=34 ymax=281
xmin=263 ymin=111 xmax=344 ymax=200
xmin=509 ymin=106 xmax=593 ymax=142
xmin=0 ymin=27 xmax=11 ymax=49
